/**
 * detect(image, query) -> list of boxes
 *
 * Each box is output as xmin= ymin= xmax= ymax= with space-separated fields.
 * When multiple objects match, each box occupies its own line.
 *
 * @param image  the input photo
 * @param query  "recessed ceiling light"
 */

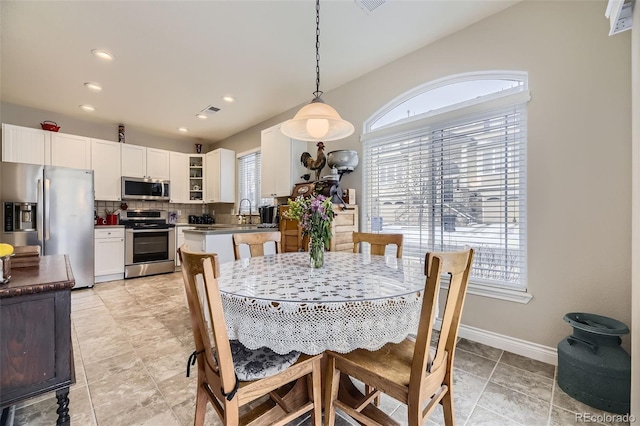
xmin=196 ymin=114 xmax=208 ymax=120
xmin=91 ymin=49 xmax=114 ymax=61
xmin=80 ymin=104 xmax=95 ymax=112
xmin=222 ymin=95 xmax=235 ymax=103
xmin=84 ymin=82 xmax=102 ymax=92
xmin=178 ymin=127 xmax=189 ymax=133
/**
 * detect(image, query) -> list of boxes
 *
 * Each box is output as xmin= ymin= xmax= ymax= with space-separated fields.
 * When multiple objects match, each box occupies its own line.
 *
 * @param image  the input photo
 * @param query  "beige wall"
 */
xmin=216 ymin=1 xmax=633 ymax=350
xmin=0 ymin=102 xmax=208 ymax=153
xmin=631 ymin=0 xmax=639 ymax=418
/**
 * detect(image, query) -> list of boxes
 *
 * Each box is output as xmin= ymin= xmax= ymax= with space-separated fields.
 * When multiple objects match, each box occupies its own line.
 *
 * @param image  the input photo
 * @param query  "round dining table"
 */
xmin=217 ymin=251 xmax=427 ymax=355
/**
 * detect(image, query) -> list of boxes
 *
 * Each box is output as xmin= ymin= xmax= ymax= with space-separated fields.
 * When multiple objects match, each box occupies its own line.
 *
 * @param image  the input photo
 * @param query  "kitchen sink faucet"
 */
xmin=238 ymin=198 xmax=252 ymax=224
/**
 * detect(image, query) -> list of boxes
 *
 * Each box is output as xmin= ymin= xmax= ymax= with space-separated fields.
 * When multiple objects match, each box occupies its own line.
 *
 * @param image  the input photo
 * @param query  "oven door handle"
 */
xmin=126 ymin=228 xmax=170 ymax=234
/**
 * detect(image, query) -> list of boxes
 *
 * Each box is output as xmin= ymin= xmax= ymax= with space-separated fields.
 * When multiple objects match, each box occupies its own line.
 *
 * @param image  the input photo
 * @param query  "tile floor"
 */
xmin=11 ymin=272 xmax=628 ymax=426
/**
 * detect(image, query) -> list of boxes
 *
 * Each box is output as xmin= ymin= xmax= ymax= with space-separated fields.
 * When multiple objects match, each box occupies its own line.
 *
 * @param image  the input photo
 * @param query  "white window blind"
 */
xmin=363 ymin=102 xmax=527 ymax=289
xmin=237 ymin=151 xmax=269 ymax=214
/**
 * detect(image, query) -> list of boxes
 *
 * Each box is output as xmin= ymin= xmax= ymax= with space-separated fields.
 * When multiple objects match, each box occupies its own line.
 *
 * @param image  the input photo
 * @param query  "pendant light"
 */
xmin=281 ymin=0 xmax=354 ymax=142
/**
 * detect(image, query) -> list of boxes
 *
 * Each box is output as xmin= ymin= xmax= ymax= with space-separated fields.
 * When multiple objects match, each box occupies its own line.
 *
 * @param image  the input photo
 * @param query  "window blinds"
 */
xmin=237 ymin=151 xmax=262 ymax=214
xmin=363 ymin=103 xmax=527 ymax=289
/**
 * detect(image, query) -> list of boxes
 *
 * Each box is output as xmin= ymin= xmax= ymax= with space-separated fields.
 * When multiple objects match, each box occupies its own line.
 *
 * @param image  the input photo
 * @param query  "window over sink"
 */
xmin=237 ymin=149 xmax=272 ymax=214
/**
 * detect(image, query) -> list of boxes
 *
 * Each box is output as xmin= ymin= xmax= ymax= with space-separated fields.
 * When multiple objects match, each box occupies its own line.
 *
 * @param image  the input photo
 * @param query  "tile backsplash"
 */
xmin=93 ymin=201 xmax=239 ymax=224
xmin=94 ymin=201 xmax=206 ymax=224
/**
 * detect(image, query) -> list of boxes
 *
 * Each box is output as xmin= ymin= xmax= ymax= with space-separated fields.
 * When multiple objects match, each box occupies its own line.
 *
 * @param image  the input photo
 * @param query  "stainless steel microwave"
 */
xmin=121 ymin=177 xmax=170 ymax=201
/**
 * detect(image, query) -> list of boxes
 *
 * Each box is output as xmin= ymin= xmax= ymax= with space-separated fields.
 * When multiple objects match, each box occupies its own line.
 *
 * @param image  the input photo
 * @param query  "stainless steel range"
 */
xmin=120 ymin=209 xmax=175 ymax=279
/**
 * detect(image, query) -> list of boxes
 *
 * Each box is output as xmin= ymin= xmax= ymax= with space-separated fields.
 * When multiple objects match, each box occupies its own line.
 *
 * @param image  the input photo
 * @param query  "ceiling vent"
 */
xmin=200 ymin=105 xmax=221 ymax=116
xmin=355 ymin=0 xmax=386 ymax=15
xmin=605 ymin=0 xmax=633 ymax=35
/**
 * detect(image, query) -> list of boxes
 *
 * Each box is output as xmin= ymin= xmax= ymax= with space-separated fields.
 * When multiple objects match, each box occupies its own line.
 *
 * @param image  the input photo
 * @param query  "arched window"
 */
xmin=362 ymin=72 xmax=530 ymax=292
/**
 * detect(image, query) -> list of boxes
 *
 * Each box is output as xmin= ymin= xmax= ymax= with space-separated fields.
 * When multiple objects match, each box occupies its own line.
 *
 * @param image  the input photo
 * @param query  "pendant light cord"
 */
xmin=313 ymin=0 xmax=323 ymax=99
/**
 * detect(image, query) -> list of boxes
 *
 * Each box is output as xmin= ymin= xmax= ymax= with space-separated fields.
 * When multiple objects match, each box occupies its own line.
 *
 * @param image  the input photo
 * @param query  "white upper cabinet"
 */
xmin=121 ymin=144 xmax=170 ymax=179
xmin=169 ymin=152 xmax=189 ymax=203
xmin=205 ymin=148 xmax=235 ymax=203
xmin=50 ymin=132 xmax=91 ymax=170
xmin=1 ymin=123 xmax=51 ymax=165
xmin=187 ymin=154 xmax=205 ymax=204
xmin=146 ymin=147 xmax=171 ymax=180
xmin=91 ymin=138 xmax=121 ymax=201
xmin=121 ymin=144 xmax=147 ymax=178
xmin=261 ymin=123 xmax=307 ymax=197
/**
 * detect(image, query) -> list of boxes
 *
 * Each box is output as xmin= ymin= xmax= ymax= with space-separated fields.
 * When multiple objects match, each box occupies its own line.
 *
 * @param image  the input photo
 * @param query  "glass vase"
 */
xmin=309 ymin=238 xmax=325 ymax=268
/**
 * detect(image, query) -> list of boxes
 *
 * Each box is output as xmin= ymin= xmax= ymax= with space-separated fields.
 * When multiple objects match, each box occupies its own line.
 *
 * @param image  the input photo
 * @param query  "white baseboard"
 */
xmin=434 ymin=318 xmax=558 ymax=366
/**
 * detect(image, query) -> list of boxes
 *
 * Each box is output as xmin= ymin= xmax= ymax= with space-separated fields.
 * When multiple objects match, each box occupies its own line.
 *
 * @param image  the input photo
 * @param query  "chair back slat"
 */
xmin=411 ymin=249 xmax=474 ymax=389
xmin=179 ymin=245 xmax=237 ymax=393
xmin=233 ymin=231 xmax=282 ymax=260
xmin=352 ymin=232 xmax=403 ymax=258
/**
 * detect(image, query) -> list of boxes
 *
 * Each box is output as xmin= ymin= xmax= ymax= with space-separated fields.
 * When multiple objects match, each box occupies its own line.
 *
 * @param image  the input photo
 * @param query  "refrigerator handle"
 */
xmin=37 ymin=179 xmax=44 ymax=242
xmin=44 ymin=178 xmax=51 ymax=241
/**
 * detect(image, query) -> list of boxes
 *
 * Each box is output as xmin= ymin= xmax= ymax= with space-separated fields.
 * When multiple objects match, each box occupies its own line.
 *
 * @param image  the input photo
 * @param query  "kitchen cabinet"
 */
xmin=175 ymin=225 xmax=195 ymax=268
xmin=261 ymin=123 xmax=308 ymax=198
xmin=94 ymin=227 xmax=125 ymax=283
xmin=183 ymin=231 xmax=236 ymax=264
xmin=91 ymin=138 xmax=121 ymax=201
xmin=205 ymin=148 xmax=235 ymax=203
xmin=169 ymin=152 xmax=189 ymax=203
xmin=121 ymin=144 xmax=147 ymax=177
xmin=2 ymin=124 xmax=91 ymax=169
xmin=50 ymin=132 xmax=91 ymax=170
xmin=188 ymin=154 xmax=205 ymax=203
xmin=121 ymin=144 xmax=170 ymax=179
xmin=146 ymin=147 xmax=171 ymax=180
xmin=1 ymin=123 xmax=51 ymax=165
xmin=279 ymin=204 xmax=358 ymax=252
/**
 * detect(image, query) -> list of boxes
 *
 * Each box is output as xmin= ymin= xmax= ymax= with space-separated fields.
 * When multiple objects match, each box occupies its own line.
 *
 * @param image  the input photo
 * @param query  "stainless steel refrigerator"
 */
xmin=1 ymin=162 xmax=94 ymax=288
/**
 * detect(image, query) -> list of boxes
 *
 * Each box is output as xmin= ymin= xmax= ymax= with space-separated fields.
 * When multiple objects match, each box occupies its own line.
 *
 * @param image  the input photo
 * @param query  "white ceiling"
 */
xmin=1 ymin=0 xmax=517 ymax=143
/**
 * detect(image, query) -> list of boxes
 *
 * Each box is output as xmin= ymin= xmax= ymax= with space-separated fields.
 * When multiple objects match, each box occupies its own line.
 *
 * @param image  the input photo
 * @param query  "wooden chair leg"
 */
xmin=194 ymin=385 xmax=208 ymax=426
xmin=441 ymin=389 xmax=455 ymax=426
xmin=311 ymin=360 xmax=323 ymax=426
xmin=324 ymin=356 xmax=340 ymax=426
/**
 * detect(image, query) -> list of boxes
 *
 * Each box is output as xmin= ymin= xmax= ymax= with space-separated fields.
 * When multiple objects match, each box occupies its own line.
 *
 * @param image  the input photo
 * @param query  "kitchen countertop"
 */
xmin=183 ymin=224 xmax=278 ymax=235
xmin=94 ymin=225 xmax=125 ymax=229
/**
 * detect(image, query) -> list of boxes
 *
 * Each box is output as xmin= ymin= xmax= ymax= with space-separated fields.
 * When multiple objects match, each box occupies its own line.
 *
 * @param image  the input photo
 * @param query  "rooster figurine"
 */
xmin=301 ymin=141 xmax=327 ymax=181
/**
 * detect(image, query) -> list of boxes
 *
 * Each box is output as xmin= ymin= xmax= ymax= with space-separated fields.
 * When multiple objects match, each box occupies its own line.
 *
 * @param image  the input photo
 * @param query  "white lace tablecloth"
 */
xmin=218 ymin=252 xmax=426 ymax=355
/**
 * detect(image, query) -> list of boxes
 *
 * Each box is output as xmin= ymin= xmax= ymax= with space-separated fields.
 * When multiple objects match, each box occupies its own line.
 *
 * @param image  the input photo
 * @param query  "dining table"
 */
xmin=217 ymin=251 xmax=427 ymax=356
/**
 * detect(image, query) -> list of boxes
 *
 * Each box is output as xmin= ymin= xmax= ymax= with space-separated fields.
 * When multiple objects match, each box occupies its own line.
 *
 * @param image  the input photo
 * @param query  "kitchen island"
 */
xmin=0 ymin=255 xmax=75 ymax=426
xmin=182 ymin=224 xmax=278 ymax=263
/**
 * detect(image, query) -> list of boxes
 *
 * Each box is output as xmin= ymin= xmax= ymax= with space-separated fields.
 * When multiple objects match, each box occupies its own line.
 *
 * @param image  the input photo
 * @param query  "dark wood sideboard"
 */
xmin=0 ymin=255 xmax=75 ymax=426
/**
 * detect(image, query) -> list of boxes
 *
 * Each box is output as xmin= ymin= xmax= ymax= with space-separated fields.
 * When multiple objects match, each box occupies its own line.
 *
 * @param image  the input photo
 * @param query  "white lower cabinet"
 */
xmin=94 ymin=227 xmax=125 ymax=283
xmin=175 ymin=225 xmax=195 ymax=268
xmin=183 ymin=232 xmax=236 ymax=264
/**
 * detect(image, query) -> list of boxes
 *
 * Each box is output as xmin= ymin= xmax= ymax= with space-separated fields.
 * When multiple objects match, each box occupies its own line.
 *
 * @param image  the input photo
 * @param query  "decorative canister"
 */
xmin=118 ymin=124 xmax=125 ymax=143
xmin=557 ymin=313 xmax=630 ymax=414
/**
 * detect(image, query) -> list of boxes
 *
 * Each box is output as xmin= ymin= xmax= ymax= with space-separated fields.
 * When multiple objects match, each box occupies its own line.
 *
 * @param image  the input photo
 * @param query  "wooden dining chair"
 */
xmin=325 ymin=248 xmax=474 ymax=426
xmin=178 ymin=245 xmax=322 ymax=426
xmin=352 ymin=232 xmax=403 ymax=258
xmin=232 ymin=231 xmax=282 ymax=260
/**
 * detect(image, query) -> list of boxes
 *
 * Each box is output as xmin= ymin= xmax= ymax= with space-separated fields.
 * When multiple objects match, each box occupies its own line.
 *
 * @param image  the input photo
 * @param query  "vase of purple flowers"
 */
xmin=285 ymin=194 xmax=334 ymax=268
